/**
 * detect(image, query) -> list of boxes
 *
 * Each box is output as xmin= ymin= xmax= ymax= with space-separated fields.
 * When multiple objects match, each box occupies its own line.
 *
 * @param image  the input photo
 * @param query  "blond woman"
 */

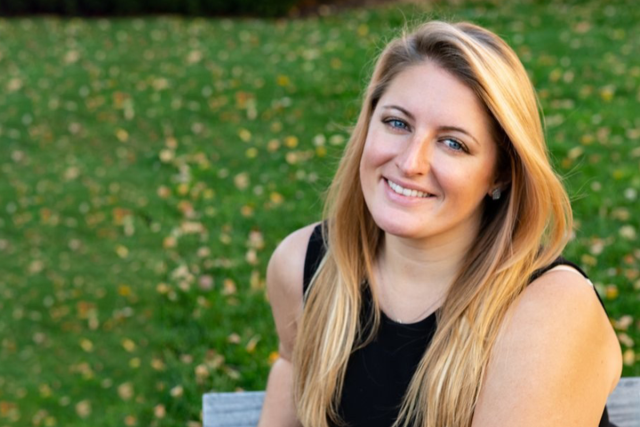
xmin=258 ymin=20 xmax=622 ymax=427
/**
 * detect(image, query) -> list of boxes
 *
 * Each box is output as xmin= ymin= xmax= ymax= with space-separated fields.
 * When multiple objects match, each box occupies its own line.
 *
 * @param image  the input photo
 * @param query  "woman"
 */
xmin=258 ymin=21 xmax=622 ymax=427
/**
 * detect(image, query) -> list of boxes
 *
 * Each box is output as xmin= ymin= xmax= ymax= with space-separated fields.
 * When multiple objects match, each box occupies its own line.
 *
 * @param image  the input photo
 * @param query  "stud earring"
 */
xmin=491 ymin=188 xmax=501 ymax=200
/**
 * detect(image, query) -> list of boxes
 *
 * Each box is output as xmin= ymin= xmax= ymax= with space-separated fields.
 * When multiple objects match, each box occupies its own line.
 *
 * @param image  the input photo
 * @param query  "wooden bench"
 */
xmin=203 ymin=377 xmax=640 ymax=427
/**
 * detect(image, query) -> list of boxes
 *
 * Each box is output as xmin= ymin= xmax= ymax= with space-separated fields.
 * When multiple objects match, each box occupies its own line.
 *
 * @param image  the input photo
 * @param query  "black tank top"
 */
xmin=302 ymin=224 xmax=616 ymax=427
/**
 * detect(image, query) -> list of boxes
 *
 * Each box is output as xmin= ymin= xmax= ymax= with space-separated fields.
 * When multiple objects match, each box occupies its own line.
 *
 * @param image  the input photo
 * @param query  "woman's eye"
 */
xmin=443 ymin=138 xmax=466 ymax=152
xmin=384 ymin=118 xmax=409 ymax=131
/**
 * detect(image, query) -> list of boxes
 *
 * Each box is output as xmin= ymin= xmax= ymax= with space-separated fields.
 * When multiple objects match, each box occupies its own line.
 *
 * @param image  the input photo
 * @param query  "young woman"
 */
xmin=258 ymin=21 xmax=622 ymax=427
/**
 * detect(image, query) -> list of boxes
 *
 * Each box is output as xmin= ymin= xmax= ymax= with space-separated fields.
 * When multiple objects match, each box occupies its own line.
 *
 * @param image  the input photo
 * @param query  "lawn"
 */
xmin=0 ymin=0 xmax=638 ymax=425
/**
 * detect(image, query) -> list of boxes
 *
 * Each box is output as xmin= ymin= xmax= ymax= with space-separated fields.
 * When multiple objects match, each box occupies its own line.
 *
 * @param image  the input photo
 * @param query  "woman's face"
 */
xmin=359 ymin=62 xmax=499 ymax=245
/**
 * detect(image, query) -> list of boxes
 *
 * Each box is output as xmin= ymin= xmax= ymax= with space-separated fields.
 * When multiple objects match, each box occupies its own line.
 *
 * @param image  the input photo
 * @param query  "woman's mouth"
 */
xmin=386 ymin=178 xmax=434 ymax=198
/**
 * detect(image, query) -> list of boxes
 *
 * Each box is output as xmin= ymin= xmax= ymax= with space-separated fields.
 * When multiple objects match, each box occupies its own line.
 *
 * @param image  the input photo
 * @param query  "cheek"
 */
xmin=361 ymin=130 xmax=394 ymax=170
xmin=359 ymin=140 xmax=380 ymax=205
xmin=360 ymin=138 xmax=379 ymax=175
xmin=435 ymin=161 xmax=493 ymax=201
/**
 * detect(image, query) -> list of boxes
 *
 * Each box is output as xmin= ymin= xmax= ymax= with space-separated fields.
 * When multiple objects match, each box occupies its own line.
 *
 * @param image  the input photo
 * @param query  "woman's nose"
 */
xmin=395 ymin=135 xmax=432 ymax=176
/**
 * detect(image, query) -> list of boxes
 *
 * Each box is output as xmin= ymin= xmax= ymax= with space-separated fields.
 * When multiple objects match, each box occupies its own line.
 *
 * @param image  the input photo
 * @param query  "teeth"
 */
xmin=387 ymin=179 xmax=432 ymax=198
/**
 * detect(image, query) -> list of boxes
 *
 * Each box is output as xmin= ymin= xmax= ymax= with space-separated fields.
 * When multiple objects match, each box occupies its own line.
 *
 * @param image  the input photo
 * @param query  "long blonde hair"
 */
xmin=292 ymin=20 xmax=572 ymax=427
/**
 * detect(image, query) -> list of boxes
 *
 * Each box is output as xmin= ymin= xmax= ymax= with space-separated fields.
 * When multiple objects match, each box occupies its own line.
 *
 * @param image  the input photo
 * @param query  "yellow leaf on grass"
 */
xmin=285 ymin=136 xmax=298 ymax=148
xmin=238 ymin=128 xmax=251 ymax=142
xmin=122 ymin=339 xmax=136 ymax=352
xmin=246 ymin=335 xmax=260 ymax=353
xmin=80 ymin=339 xmax=94 ymax=352
xmin=623 ymin=349 xmax=635 ymax=366
xmin=268 ymin=351 xmax=279 ymax=365
xmin=277 ymin=75 xmax=290 ymax=86
xmin=270 ymin=192 xmax=283 ymax=205
xmin=605 ymin=284 xmax=618 ymax=300
xmin=116 ymin=128 xmax=129 ymax=142
xmin=116 ymin=245 xmax=129 ymax=258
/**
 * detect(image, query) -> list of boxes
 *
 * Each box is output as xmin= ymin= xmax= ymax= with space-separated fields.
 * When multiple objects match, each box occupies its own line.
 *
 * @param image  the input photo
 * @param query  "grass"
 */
xmin=0 ymin=0 xmax=638 ymax=425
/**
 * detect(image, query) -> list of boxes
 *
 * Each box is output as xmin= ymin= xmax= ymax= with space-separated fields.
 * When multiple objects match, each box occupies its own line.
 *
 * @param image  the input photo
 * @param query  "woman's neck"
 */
xmin=378 ymin=225 xmax=477 ymax=296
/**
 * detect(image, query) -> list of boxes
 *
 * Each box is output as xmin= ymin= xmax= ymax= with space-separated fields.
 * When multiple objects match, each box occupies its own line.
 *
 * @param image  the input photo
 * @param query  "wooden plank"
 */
xmin=203 ymin=377 xmax=640 ymax=427
xmin=203 ymin=391 xmax=265 ymax=427
xmin=608 ymin=377 xmax=640 ymax=427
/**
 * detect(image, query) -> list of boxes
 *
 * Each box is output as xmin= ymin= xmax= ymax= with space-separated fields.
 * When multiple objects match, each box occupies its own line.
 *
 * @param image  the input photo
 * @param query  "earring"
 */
xmin=491 ymin=188 xmax=501 ymax=200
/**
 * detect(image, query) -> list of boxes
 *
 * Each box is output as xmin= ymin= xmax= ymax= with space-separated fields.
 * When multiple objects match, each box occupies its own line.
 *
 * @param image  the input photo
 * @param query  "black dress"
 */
xmin=302 ymin=224 xmax=616 ymax=427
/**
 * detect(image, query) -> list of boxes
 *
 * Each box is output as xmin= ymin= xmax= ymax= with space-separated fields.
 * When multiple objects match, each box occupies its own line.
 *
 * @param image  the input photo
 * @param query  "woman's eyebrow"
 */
xmin=382 ymin=105 xmax=480 ymax=147
xmin=382 ymin=104 xmax=415 ymax=120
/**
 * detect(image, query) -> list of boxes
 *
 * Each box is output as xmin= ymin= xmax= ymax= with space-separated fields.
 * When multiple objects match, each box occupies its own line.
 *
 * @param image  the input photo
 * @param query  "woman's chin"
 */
xmin=373 ymin=217 xmax=425 ymax=239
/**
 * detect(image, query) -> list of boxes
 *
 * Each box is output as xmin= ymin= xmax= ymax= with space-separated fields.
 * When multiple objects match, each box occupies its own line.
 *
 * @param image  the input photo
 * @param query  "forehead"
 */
xmin=378 ymin=62 xmax=493 ymax=136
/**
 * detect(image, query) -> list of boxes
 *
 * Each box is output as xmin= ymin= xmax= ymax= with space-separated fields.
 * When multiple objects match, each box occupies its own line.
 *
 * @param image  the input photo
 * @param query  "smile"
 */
xmin=386 ymin=179 xmax=434 ymax=198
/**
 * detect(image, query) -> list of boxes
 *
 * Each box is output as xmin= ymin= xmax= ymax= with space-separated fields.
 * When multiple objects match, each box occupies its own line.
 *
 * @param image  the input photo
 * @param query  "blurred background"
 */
xmin=0 ymin=0 xmax=638 ymax=425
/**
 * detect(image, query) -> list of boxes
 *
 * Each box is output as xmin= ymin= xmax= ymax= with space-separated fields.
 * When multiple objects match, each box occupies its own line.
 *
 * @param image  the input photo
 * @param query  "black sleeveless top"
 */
xmin=302 ymin=224 xmax=616 ymax=427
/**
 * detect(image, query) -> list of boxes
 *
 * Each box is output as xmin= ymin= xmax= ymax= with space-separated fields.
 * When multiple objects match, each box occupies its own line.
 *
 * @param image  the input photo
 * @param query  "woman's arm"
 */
xmin=471 ymin=268 xmax=622 ymax=426
xmin=259 ymin=355 xmax=299 ymax=427
xmin=257 ymin=223 xmax=319 ymax=427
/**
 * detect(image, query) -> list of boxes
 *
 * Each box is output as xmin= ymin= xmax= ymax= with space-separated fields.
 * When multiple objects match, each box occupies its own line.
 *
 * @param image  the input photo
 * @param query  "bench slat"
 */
xmin=608 ymin=377 xmax=640 ymax=427
xmin=204 ymin=391 xmax=265 ymax=427
xmin=204 ymin=377 xmax=640 ymax=427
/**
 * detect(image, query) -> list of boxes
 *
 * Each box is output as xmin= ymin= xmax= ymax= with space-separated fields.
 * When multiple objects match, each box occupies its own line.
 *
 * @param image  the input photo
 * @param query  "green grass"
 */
xmin=0 ymin=0 xmax=639 ymax=425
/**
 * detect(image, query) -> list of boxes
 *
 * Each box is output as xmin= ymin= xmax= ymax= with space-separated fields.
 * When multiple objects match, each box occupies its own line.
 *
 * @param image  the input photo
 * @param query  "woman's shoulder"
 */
xmin=472 ymin=267 xmax=623 ymax=425
xmin=514 ymin=266 xmax=621 ymax=389
xmin=519 ymin=265 xmax=614 ymax=337
xmin=267 ymin=222 xmax=322 ymax=292
xmin=265 ymin=222 xmax=321 ymax=358
xmin=523 ymin=262 xmax=609 ymax=335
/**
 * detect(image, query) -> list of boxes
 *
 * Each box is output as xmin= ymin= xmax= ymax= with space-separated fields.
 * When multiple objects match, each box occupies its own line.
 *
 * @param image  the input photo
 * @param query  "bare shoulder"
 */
xmin=472 ymin=267 xmax=622 ymax=427
xmin=508 ymin=267 xmax=622 ymax=386
xmin=266 ymin=222 xmax=321 ymax=360
xmin=267 ymin=222 xmax=321 ymax=304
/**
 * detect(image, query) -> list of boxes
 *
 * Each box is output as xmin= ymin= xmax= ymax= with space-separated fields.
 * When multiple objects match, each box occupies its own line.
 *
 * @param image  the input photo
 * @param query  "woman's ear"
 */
xmin=489 ymin=161 xmax=512 ymax=197
xmin=488 ymin=177 xmax=511 ymax=200
xmin=491 ymin=135 xmax=513 ymax=196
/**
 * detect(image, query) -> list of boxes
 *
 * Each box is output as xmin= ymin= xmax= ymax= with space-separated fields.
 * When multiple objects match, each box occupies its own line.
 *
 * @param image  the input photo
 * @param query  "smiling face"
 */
xmin=359 ymin=61 xmax=500 ymax=246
